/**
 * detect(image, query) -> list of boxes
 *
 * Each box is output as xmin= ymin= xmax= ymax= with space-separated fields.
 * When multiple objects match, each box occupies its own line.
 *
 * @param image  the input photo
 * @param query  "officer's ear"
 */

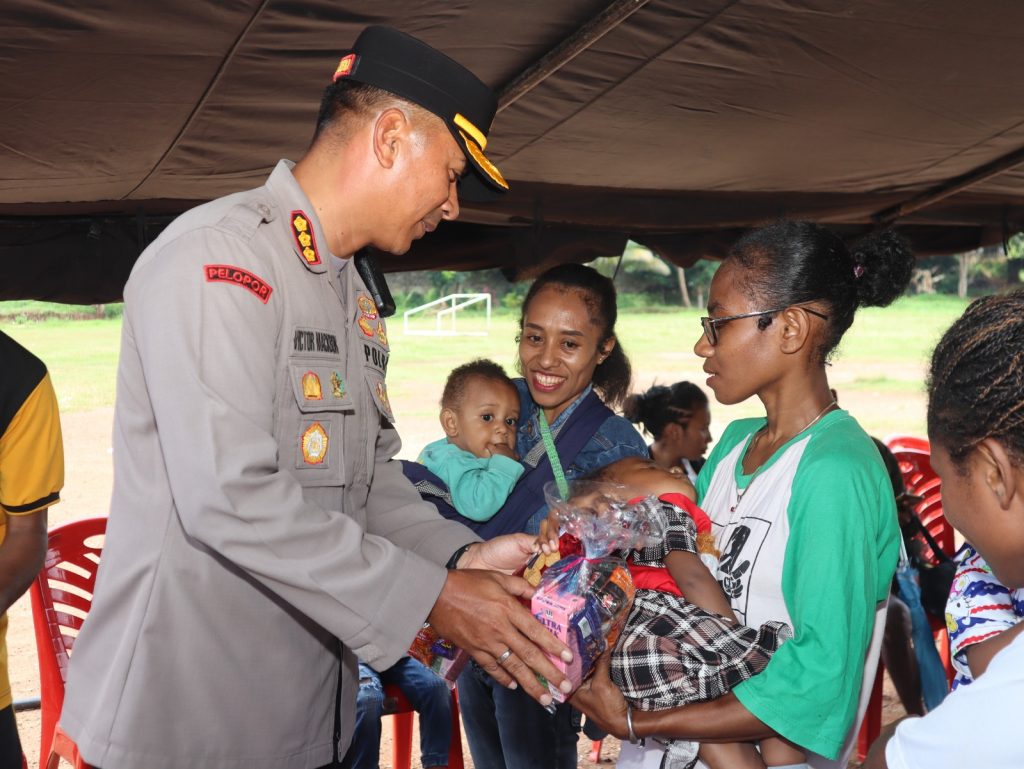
xmin=372 ymin=108 xmax=409 ymax=170
xmin=440 ymin=407 xmax=459 ymax=438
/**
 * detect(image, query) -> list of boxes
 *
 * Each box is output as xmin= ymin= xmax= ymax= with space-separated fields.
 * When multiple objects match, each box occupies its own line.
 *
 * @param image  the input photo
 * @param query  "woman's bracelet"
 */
xmin=625 ymin=703 xmax=644 ymax=746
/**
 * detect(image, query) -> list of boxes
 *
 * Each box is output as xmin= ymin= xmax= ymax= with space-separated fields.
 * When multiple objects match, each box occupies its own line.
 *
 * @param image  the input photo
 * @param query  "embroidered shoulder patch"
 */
xmin=204 ymin=264 xmax=273 ymax=304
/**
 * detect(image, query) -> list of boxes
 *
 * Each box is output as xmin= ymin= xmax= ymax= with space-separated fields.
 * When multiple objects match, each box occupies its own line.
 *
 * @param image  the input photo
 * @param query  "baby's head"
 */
xmin=586 ymin=456 xmax=696 ymax=502
xmin=440 ymin=359 xmax=520 ymax=458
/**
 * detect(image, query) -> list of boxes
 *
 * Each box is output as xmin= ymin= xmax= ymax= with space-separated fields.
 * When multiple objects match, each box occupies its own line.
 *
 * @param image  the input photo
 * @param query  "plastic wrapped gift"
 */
xmin=531 ymin=480 xmax=666 ymax=701
xmin=408 ymin=623 xmax=468 ymax=687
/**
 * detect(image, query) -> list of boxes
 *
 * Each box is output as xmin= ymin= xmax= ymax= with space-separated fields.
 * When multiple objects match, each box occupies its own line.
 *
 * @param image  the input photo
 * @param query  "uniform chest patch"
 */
xmin=302 ymin=422 xmax=329 ymax=465
xmin=204 ymin=265 xmax=273 ymax=304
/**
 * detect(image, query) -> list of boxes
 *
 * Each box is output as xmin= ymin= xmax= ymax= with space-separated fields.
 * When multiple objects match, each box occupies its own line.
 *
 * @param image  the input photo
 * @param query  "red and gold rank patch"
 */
xmin=301 ymin=422 xmax=328 ymax=465
xmin=333 ymin=53 xmax=357 ymax=81
xmin=290 ymin=210 xmax=321 ymax=266
xmin=204 ymin=264 xmax=273 ymax=304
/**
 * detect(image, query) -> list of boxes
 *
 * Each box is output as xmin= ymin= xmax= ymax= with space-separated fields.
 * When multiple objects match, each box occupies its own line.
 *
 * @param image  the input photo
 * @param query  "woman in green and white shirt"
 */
xmin=572 ymin=220 xmax=915 ymax=769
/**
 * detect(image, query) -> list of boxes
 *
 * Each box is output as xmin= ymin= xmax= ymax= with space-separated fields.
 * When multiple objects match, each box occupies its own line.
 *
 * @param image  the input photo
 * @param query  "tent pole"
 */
xmin=497 ymin=0 xmax=652 ymax=112
xmin=873 ymin=144 xmax=1024 ymax=225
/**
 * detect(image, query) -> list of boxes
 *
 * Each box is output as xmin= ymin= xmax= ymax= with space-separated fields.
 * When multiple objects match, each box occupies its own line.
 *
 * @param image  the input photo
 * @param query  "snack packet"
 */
xmin=408 ymin=623 xmax=468 ymax=688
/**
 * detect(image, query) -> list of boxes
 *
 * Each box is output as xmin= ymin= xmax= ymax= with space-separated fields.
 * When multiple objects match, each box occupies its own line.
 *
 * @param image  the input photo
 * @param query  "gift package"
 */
xmin=408 ymin=622 xmax=468 ymax=687
xmin=529 ymin=481 xmax=666 ymax=701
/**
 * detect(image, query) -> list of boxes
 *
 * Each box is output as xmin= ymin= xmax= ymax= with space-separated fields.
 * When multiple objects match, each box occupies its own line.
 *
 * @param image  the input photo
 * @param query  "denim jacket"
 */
xmin=513 ymin=378 xmax=649 ymax=534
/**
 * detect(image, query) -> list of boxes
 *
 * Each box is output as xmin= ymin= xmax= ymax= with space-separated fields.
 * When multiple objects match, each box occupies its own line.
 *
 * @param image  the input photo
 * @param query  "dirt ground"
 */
xmin=8 ymin=406 xmax=909 ymax=768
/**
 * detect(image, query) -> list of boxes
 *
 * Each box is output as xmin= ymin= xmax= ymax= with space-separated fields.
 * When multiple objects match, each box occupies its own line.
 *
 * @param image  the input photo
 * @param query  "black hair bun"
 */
xmin=851 ymin=229 xmax=915 ymax=308
xmin=622 ymin=392 xmax=645 ymax=423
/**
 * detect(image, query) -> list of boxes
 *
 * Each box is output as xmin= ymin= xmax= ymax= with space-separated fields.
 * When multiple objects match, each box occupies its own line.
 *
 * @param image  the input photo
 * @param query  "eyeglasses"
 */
xmin=700 ymin=305 xmax=829 ymax=346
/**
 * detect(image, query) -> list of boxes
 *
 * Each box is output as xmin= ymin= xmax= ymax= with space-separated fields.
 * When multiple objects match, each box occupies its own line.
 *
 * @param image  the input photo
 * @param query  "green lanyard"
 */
xmin=537 ymin=408 xmax=569 ymax=500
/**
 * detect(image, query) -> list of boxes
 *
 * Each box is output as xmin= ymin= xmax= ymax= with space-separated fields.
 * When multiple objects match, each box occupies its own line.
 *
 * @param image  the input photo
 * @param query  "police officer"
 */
xmin=62 ymin=26 xmax=570 ymax=769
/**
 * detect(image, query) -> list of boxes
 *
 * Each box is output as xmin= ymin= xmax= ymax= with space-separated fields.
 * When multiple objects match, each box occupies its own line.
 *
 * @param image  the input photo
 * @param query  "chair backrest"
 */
xmin=28 ymin=517 xmax=106 ymax=767
xmin=884 ymin=434 xmax=931 ymax=454
xmin=914 ymin=494 xmax=955 ymax=563
xmin=890 ymin=448 xmax=939 ymax=497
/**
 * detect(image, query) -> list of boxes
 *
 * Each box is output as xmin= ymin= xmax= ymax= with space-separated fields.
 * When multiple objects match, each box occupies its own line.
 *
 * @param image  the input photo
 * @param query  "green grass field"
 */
xmin=1 ymin=293 xmax=970 ymax=443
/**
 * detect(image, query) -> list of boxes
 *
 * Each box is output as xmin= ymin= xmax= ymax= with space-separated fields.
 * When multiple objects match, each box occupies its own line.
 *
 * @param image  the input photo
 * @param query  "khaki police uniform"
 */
xmin=61 ymin=161 xmax=476 ymax=769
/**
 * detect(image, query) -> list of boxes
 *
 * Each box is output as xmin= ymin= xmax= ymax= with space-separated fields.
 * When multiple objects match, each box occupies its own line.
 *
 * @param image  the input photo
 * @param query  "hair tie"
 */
xmin=853 ymin=264 xmax=865 ymax=279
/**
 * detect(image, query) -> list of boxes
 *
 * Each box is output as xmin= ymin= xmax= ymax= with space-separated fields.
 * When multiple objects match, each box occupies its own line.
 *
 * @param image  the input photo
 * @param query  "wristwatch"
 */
xmin=445 ymin=543 xmax=474 ymax=570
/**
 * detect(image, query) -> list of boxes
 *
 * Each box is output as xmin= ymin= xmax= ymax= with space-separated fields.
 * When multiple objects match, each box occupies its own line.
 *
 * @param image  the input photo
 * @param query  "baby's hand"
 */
xmin=535 ymin=511 xmax=560 ymax=555
xmin=488 ymin=442 xmax=518 ymax=460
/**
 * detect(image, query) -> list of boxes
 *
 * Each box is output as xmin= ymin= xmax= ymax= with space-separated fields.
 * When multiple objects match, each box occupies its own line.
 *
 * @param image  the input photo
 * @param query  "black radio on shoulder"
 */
xmin=354 ymin=248 xmax=396 ymax=318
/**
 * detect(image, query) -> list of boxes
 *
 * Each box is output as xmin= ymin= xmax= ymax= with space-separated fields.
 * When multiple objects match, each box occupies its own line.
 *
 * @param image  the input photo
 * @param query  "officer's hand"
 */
xmin=428 ymin=569 xmax=573 ymax=709
xmin=458 ymin=535 xmax=537 ymax=573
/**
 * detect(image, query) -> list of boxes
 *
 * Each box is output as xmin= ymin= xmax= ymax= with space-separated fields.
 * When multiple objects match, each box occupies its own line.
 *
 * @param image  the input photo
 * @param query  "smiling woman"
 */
xmin=456 ymin=263 xmax=649 ymax=769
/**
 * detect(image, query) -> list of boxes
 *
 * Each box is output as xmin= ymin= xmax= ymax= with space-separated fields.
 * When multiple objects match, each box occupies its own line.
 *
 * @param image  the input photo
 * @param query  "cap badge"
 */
xmin=301 ymin=422 xmax=328 ymax=465
xmin=333 ymin=53 xmax=358 ymax=81
xmin=301 ymin=371 xmax=323 ymax=401
xmin=290 ymin=210 xmax=321 ymax=266
xmin=331 ymin=372 xmax=346 ymax=399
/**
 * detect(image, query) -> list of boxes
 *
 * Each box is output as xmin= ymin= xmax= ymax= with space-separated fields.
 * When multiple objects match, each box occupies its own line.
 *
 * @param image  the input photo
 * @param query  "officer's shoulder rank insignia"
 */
xmin=302 ymin=422 xmax=328 ymax=465
xmin=301 ymin=371 xmax=323 ymax=400
xmin=290 ymin=210 xmax=321 ymax=266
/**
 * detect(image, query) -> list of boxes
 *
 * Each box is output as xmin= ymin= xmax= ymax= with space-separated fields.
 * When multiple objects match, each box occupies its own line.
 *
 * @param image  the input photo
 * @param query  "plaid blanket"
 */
xmin=613 ymin=497 xmax=792 ymax=769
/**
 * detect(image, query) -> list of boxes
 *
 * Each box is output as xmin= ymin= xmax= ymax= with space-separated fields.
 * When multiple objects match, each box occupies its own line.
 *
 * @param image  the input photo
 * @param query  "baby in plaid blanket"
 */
xmin=590 ymin=457 xmax=800 ymax=769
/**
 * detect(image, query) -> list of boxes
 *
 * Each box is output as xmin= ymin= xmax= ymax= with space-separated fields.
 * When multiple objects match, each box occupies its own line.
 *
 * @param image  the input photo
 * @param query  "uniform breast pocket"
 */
xmin=288 ymin=363 xmax=355 ymax=487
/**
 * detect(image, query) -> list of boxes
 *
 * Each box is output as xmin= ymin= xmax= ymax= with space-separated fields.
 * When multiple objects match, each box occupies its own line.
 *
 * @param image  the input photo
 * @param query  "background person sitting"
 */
xmin=623 ymin=381 xmax=712 ymax=484
xmin=342 ymin=656 xmax=453 ymax=769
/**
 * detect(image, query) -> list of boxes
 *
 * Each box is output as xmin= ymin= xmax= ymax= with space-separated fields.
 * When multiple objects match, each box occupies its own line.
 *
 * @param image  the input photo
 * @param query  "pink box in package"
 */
xmin=531 ymin=589 xmax=603 ymax=702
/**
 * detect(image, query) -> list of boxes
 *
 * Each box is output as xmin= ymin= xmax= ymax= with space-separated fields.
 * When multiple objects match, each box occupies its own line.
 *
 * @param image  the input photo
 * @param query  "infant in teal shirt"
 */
xmin=417 ymin=359 xmax=525 ymax=521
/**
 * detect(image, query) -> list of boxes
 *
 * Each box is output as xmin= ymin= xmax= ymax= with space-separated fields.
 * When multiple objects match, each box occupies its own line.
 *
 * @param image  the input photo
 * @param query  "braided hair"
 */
xmin=622 ymin=382 xmax=708 ymax=439
xmin=927 ymin=289 xmax=1024 ymax=468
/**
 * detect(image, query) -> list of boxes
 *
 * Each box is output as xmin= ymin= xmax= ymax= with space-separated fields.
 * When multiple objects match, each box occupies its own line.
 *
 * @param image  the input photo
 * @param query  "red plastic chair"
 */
xmin=385 ymin=683 xmax=464 ymax=769
xmin=884 ymin=435 xmax=931 ymax=454
xmin=28 ymin=517 xmax=106 ymax=769
xmin=891 ymin=449 xmax=940 ymax=498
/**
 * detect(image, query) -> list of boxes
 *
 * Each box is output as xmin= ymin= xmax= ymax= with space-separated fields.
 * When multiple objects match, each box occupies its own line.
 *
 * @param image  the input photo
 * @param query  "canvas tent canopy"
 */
xmin=2 ymin=0 xmax=1024 ymax=303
